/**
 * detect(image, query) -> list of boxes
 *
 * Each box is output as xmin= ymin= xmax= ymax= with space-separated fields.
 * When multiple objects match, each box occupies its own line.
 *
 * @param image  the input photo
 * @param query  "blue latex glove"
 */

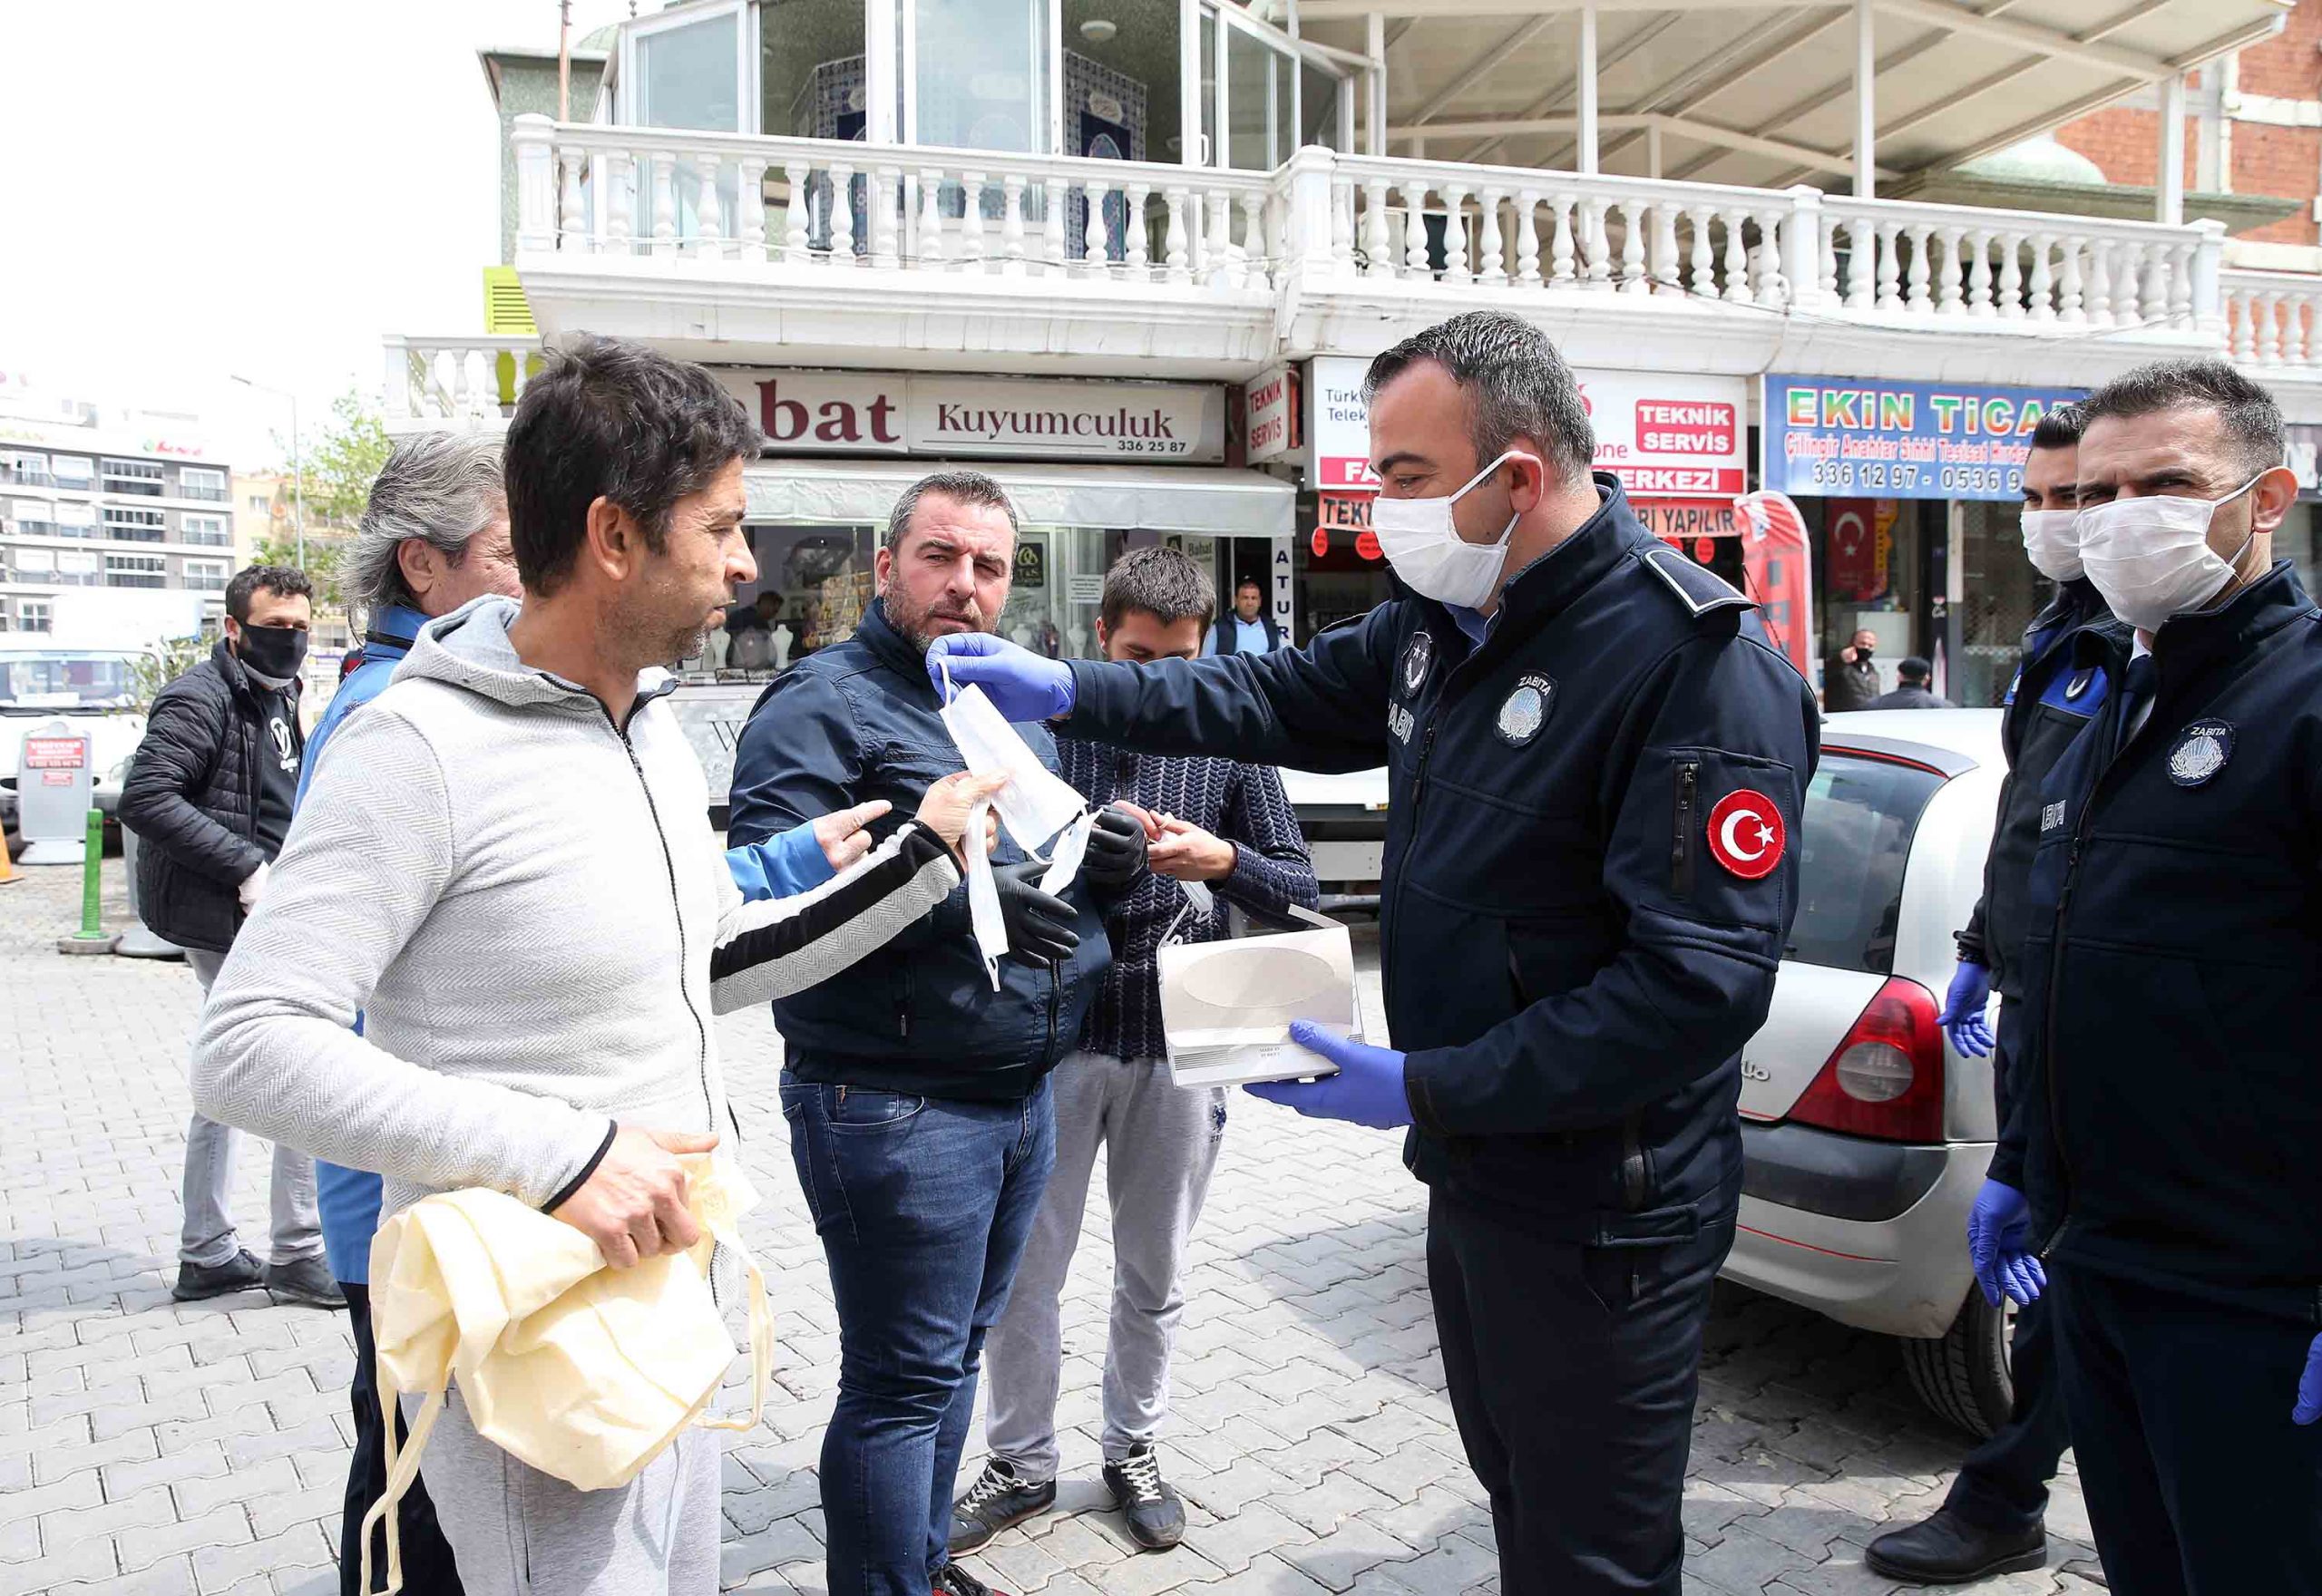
xmin=924 ymin=632 xmax=1077 ymax=721
xmin=1244 ymin=1020 xmax=1415 ymax=1131
xmin=1966 ymin=1178 xmax=2045 ymax=1307
xmin=2295 ymin=1333 xmax=2322 ymax=1425
xmin=1939 ymin=959 xmax=1995 ymax=1058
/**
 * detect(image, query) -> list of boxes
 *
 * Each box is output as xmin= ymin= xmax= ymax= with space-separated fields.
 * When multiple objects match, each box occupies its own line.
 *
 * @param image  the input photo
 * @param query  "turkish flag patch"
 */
xmin=1705 ymin=789 xmax=1785 ymax=880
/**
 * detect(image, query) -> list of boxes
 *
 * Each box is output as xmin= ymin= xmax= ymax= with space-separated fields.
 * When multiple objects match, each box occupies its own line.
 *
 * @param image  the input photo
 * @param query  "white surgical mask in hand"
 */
xmin=2018 ymin=508 xmax=2084 ymax=583
xmin=1370 ymin=450 xmax=1540 ymax=608
xmin=2076 ymin=475 xmax=2263 ymax=632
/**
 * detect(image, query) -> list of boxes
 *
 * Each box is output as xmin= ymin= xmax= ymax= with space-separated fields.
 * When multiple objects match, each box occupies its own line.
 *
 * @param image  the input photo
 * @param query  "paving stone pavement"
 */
xmin=0 ymin=856 xmax=2105 ymax=1596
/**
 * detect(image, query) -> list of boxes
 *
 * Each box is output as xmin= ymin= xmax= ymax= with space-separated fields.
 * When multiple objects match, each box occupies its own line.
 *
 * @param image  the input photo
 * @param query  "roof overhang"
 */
xmin=1299 ymin=0 xmax=2290 ymax=192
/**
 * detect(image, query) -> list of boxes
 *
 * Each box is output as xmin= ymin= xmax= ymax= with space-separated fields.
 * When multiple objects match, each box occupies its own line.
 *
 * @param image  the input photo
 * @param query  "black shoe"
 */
xmin=1103 ymin=1444 xmax=1185 ymax=1551
xmin=172 ymin=1249 xmax=264 ymax=1301
xmin=1865 ymin=1506 xmax=2046 ymax=1584
xmin=948 ymin=1461 xmax=1056 ymax=1553
xmin=261 ymin=1256 xmax=346 ymax=1309
xmin=932 ymin=1562 xmax=1012 ymax=1596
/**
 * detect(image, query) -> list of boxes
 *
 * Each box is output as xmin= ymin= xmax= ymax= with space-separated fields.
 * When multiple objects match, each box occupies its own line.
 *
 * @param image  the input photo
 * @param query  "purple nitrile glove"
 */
xmin=924 ymin=632 xmax=1077 ymax=721
xmin=2295 ymin=1332 xmax=2322 ymax=1426
xmin=1966 ymin=1178 xmax=2045 ymax=1307
xmin=1939 ymin=959 xmax=1995 ymax=1058
xmin=1244 ymin=1020 xmax=1414 ymax=1132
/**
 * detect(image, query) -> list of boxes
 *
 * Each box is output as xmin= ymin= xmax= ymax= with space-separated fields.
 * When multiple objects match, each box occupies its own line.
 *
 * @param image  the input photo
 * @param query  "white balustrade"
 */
xmin=383 ymin=338 xmax=544 ymax=427
xmin=2224 ymin=271 xmax=2322 ymax=367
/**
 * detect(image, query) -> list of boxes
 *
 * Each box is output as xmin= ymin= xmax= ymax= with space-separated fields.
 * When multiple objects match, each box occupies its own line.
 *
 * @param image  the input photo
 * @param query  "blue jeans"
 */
xmin=781 ymin=1072 xmax=1057 ymax=1596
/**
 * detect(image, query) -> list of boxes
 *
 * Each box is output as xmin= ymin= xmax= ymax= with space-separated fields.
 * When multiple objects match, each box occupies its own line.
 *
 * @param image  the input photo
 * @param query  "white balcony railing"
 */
xmin=383 ymin=336 xmax=546 ymax=427
xmin=2222 ymin=268 xmax=2322 ymax=368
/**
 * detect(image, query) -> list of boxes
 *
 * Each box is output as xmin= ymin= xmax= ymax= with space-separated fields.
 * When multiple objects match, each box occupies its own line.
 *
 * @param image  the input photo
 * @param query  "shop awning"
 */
xmin=745 ymin=460 xmax=1295 ymax=540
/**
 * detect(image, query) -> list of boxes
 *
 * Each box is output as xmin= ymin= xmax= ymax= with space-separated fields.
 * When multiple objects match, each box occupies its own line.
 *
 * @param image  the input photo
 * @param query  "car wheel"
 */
xmin=1899 ymin=1290 xmax=2015 ymax=1438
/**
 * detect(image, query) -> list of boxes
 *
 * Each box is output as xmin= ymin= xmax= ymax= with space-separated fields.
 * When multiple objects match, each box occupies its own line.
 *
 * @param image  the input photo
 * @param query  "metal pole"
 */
xmin=1577 ymin=3 xmax=1599 ymax=176
xmin=559 ymin=0 xmax=572 ymax=122
xmin=1854 ymin=0 xmax=1875 ymax=199
xmin=1367 ymin=12 xmax=1386 ymax=156
xmin=57 ymin=809 xmax=122 ymax=953
xmin=291 ymin=393 xmax=305 ymax=571
xmin=2159 ymin=71 xmax=2187 ymax=225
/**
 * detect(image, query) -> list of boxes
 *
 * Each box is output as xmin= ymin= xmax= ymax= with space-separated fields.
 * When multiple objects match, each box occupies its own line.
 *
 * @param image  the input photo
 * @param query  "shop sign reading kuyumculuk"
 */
xmin=716 ymin=370 xmax=1226 ymax=465
xmin=1305 ymin=356 xmax=1745 ymax=499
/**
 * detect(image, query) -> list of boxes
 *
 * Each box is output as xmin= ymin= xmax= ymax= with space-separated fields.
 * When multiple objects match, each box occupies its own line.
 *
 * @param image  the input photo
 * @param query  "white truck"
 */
xmin=1 ymin=589 xmax=208 ymax=856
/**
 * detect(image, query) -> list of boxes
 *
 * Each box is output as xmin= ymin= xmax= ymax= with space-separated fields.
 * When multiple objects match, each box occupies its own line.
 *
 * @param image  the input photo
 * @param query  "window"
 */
xmin=101 ymin=457 xmax=165 ymax=496
xmin=8 ymin=498 xmax=56 ymax=536
xmin=246 ymin=492 xmax=274 ymax=513
xmin=104 ymin=553 xmax=167 ymax=589
xmin=180 ymin=513 xmax=231 ymax=547
xmin=51 ymin=454 xmax=93 ymax=491
xmin=54 ymin=502 xmax=95 ymax=538
xmin=0 ymin=450 xmax=51 ymax=487
xmin=102 ymin=506 xmax=167 ymax=542
xmin=13 ymin=547 xmax=54 ymax=576
xmin=54 ymin=550 xmax=100 ymax=587
xmin=907 ymin=0 xmax=1049 ymax=154
xmin=19 ymin=600 xmax=51 ymax=633
xmin=628 ymin=0 xmax=747 ymax=131
xmin=1790 ymin=752 xmax=1946 ymax=975
xmin=178 ymin=466 xmax=228 ymax=503
xmin=181 ymin=559 xmax=229 ymax=591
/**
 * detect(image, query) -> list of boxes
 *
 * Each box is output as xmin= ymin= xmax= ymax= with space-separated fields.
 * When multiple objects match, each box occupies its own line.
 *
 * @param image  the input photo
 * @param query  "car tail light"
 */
xmin=1787 ymin=976 xmax=1946 ymax=1143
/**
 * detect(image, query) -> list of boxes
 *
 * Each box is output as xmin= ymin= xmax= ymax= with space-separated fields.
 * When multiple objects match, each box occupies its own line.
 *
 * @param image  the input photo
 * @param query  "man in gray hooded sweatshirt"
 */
xmin=195 ymin=336 xmax=999 ymax=1596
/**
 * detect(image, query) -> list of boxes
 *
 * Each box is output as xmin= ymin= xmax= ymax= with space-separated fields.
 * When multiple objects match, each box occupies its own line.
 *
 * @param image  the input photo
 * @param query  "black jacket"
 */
xmin=1066 ymin=478 xmax=1820 ymax=1242
xmin=1868 ymin=685 xmax=1953 ymax=709
xmin=1994 ymin=563 xmax=2322 ymax=1300
xmin=1823 ymin=656 xmax=1881 ymax=713
xmin=120 ymin=642 xmax=302 ymax=954
xmin=1955 ymin=579 xmax=2124 ymax=998
xmin=727 ymin=599 xmax=1115 ymax=1101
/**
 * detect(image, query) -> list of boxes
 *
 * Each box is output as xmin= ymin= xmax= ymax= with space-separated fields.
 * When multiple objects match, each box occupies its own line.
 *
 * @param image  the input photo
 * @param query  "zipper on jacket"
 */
xmin=596 ymin=701 xmax=716 ymax=1134
xmin=1671 ymin=760 xmax=1700 ymax=896
xmin=1619 ymin=1110 xmax=1649 ymax=1211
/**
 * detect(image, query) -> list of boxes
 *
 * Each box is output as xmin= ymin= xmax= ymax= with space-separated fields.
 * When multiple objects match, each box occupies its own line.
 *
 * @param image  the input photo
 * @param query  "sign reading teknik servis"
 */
xmin=713 ymin=370 xmax=1226 ymax=465
xmin=1762 ymin=375 xmax=2084 ymax=501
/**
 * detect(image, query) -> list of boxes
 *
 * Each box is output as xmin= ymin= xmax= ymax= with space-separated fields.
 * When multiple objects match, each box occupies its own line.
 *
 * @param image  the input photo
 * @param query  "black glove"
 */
xmin=992 ymin=861 xmax=1080 ymax=963
xmin=1082 ymin=803 xmax=1149 ymax=890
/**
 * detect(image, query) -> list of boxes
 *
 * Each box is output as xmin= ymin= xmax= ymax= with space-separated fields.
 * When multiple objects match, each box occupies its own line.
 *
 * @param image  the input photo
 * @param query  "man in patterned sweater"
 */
xmin=951 ymin=547 xmax=1320 ymax=1552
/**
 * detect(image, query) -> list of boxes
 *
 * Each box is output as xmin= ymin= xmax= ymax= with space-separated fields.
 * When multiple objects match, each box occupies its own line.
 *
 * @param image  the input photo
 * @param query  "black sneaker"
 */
xmin=172 ymin=1249 xmax=264 ymax=1302
xmin=262 ymin=1256 xmax=346 ymax=1309
xmin=948 ymin=1460 xmax=1056 ymax=1552
xmin=932 ymin=1562 xmax=1012 ymax=1596
xmin=1102 ymin=1444 xmax=1185 ymax=1551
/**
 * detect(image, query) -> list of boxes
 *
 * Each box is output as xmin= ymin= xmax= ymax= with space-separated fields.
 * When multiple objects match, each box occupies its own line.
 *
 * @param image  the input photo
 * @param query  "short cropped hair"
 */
xmin=502 ymin=335 xmax=760 ymax=596
xmin=346 ymin=433 xmax=506 ymax=618
xmin=225 ymin=563 xmax=313 ymax=623
xmin=2080 ymin=359 xmax=2284 ymax=482
xmin=1362 ymin=310 xmax=1595 ymax=478
xmin=1234 ymin=576 xmax=1262 ymax=593
xmin=2029 ymin=401 xmax=2083 ymax=453
xmin=1101 ymin=546 xmax=1216 ymax=635
xmin=885 ymin=470 xmax=1022 ymax=554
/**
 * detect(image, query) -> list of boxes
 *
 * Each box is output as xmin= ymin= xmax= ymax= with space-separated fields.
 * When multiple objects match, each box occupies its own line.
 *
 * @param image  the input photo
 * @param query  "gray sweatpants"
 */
xmin=183 ymin=949 xmax=321 ymax=1268
xmin=984 ymin=1050 xmax=1227 ymax=1479
xmin=405 ymin=1387 xmax=722 ymax=1596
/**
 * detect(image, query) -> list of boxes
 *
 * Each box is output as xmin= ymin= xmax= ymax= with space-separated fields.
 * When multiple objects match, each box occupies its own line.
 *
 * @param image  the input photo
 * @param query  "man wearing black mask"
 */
xmin=123 ymin=561 xmax=339 ymax=1309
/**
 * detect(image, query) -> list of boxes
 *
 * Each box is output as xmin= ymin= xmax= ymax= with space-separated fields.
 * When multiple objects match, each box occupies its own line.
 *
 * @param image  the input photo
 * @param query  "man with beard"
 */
xmin=726 ymin=471 xmax=1148 ymax=1596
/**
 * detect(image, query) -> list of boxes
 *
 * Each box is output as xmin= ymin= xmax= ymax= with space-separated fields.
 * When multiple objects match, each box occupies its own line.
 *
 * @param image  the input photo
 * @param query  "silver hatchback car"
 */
xmin=1719 ymin=708 xmax=2017 ymax=1435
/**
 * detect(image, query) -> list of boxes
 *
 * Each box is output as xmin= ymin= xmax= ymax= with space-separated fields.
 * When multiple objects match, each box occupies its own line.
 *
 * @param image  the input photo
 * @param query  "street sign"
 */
xmin=18 ymin=719 xmax=93 ymax=865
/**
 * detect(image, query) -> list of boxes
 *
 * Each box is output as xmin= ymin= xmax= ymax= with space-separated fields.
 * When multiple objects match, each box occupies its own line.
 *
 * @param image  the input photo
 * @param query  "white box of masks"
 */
xmin=1157 ymin=915 xmax=1359 ymax=1088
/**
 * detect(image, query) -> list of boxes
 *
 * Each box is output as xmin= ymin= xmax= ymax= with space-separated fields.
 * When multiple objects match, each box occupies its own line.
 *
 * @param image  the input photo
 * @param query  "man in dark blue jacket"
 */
xmin=1872 ymin=403 xmax=2121 ymax=1583
xmin=930 ymin=312 xmax=1819 ymax=1595
xmin=727 ymin=470 xmax=1146 ymax=1596
xmin=1974 ymin=358 xmax=2322 ymax=1593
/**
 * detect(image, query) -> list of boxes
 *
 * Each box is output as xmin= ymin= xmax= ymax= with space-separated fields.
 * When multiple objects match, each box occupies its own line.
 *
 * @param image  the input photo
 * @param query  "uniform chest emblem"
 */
xmin=2065 ymin=669 xmax=2095 ymax=701
xmin=2166 ymin=720 xmax=2234 ymax=788
xmin=1398 ymin=631 xmax=1434 ymax=698
xmin=1494 ymin=673 xmax=1555 ymax=746
xmin=1706 ymin=789 xmax=1786 ymax=880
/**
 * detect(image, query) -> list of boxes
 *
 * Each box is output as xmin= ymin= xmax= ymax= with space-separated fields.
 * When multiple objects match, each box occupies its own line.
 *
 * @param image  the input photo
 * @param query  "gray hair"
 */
xmin=885 ymin=470 xmax=1021 ymax=553
xmin=347 ymin=433 xmax=509 ymax=619
xmin=1362 ymin=310 xmax=1595 ymax=479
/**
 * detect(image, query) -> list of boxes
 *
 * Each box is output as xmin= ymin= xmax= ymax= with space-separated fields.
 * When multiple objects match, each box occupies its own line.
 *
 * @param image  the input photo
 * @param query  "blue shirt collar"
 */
xmin=368 ymin=604 xmax=430 ymax=657
xmin=1449 ymin=605 xmax=1492 ymax=647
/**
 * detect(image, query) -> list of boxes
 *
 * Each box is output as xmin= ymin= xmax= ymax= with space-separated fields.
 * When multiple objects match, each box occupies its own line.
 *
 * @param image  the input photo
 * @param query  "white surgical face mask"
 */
xmin=2018 ymin=508 xmax=2083 ymax=583
xmin=2076 ymin=475 xmax=2263 ymax=633
xmin=1370 ymin=450 xmax=1537 ymax=608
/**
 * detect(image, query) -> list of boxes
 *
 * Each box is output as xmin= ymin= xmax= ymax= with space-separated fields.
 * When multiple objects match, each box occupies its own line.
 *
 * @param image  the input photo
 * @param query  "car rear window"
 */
xmin=1789 ymin=751 xmax=1946 ymax=975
